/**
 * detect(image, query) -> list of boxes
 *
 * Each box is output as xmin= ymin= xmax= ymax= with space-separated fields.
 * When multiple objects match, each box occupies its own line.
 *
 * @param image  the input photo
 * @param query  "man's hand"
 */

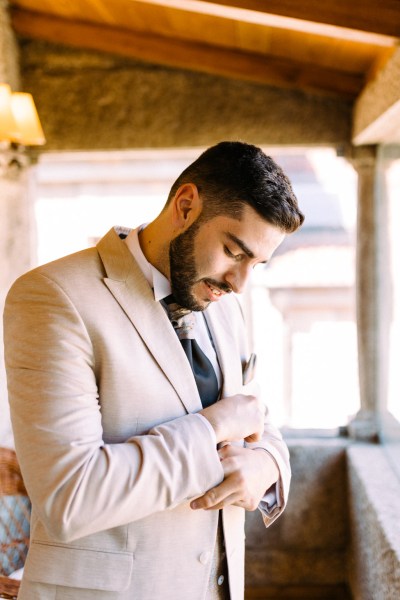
xmin=190 ymin=444 xmax=279 ymax=511
xmin=200 ymin=394 xmax=265 ymax=444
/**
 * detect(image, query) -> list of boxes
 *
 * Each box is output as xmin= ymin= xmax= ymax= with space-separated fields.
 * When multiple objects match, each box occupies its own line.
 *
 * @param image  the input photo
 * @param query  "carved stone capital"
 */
xmin=346 ymin=144 xmax=377 ymax=172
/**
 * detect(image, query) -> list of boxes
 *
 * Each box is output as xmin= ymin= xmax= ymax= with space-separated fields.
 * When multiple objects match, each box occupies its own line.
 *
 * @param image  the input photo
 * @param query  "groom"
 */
xmin=4 ymin=141 xmax=304 ymax=599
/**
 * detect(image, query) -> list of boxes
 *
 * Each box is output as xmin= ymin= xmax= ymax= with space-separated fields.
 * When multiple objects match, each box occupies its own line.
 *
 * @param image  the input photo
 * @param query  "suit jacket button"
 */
xmin=199 ymin=551 xmax=211 ymax=565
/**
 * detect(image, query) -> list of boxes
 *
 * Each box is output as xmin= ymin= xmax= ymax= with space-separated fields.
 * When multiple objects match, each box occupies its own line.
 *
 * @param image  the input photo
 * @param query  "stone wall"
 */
xmin=18 ymin=39 xmax=353 ymax=151
xmin=245 ymin=440 xmax=400 ymax=599
xmin=348 ymin=445 xmax=400 ymax=600
xmin=245 ymin=438 xmax=350 ymax=591
xmin=0 ymin=0 xmax=19 ymax=88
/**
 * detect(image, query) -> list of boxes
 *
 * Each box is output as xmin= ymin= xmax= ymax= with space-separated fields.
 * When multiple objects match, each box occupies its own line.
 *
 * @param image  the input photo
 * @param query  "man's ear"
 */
xmin=172 ymin=183 xmax=202 ymax=230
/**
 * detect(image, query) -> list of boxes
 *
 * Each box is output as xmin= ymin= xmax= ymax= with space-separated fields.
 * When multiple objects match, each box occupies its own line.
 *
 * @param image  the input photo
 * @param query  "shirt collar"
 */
xmin=124 ymin=225 xmax=171 ymax=302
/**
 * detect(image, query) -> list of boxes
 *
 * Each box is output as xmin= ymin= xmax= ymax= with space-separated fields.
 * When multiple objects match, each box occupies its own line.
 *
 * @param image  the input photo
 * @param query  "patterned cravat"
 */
xmin=164 ymin=295 xmax=219 ymax=408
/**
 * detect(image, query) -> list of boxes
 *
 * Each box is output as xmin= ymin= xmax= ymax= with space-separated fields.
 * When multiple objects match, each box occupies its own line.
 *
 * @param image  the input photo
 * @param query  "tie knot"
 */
xmin=162 ymin=295 xmax=219 ymax=407
xmin=164 ymin=296 xmax=195 ymax=340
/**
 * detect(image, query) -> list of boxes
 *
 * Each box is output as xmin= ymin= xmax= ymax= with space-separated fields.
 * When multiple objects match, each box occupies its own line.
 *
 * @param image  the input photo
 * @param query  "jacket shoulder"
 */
xmin=6 ymin=227 xmax=125 ymax=296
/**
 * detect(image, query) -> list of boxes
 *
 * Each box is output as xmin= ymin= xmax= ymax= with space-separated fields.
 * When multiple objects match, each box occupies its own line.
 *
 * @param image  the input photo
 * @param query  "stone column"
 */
xmin=347 ymin=145 xmax=391 ymax=441
xmin=0 ymin=0 xmax=36 ymax=446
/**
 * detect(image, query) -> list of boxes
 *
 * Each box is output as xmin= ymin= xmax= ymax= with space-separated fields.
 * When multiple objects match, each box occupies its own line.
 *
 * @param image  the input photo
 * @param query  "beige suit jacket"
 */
xmin=4 ymin=227 xmax=291 ymax=600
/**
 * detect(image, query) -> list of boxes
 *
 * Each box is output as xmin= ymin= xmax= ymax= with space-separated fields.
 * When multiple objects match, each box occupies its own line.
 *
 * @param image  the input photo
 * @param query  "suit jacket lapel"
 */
xmin=97 ymin=228 xmax=202 ymax=414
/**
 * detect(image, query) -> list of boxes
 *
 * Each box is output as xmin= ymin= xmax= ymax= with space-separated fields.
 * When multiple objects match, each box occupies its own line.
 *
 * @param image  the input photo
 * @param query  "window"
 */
xmin=247 ymin=149 xmax=359 ymax=429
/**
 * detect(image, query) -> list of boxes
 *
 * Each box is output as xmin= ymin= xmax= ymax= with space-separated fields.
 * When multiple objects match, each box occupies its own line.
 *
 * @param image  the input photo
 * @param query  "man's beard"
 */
xmin=169 ymin=218 xmax=206 ymax=311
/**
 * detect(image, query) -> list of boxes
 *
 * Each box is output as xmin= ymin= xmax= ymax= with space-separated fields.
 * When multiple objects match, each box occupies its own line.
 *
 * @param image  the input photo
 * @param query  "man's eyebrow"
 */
xmin=225 ymin=232 xmax=255 ymax=258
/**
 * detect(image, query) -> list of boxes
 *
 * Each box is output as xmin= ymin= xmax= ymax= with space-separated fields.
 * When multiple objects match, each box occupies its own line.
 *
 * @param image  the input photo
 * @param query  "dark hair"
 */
xmin=166 ymin=141 xmax=304 ymax=233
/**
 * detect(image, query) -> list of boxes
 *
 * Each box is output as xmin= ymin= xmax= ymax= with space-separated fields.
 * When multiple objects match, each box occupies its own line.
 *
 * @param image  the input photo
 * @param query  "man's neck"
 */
xmin=138 ymin=219 xmax=170 ymax=280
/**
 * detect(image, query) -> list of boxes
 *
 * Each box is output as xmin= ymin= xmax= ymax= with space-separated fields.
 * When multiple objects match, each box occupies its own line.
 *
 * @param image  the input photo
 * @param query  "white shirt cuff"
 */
xmin=259 ymin=481 xmax=282 ymax=515
xmin=194 ymin=413 xmax=217 ymax=446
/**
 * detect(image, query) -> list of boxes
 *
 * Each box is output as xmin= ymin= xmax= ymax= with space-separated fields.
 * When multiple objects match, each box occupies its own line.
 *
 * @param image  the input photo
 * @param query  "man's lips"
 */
xmin=203 ymin=280 xmax=231 ymax=300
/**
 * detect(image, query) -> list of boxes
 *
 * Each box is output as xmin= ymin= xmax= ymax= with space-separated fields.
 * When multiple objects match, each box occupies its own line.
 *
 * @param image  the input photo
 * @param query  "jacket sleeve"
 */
xmin=3 ymin=271 xmax=224 ymax=543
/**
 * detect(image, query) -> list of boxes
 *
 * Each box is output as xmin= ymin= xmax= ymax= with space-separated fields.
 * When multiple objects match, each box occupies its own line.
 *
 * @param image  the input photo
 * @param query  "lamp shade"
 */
xmin=0 ymin=84 xmax=20 ymax=142
xmin=10 ymin=92 xmax=46 ymax=145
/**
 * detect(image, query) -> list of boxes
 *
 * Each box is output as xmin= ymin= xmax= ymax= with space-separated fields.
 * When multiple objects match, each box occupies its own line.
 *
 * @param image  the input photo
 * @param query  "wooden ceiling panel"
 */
xmin=10 ymin=8 xmax=379 ymax=76
xmin=8 ymin=0 xmax=400 ymax=99
xmin=265 ymin=29 xmax=383 ymax=75
xmin=130 ymin=0 xmax=398 ymax=46
xmin=11 ymin=8 xmax=365 ymax=96
xmin=200 ymin=0 xmax=400 ymax=38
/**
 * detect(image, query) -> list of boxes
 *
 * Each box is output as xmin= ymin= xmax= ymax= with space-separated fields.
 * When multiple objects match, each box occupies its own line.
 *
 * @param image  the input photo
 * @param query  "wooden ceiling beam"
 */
xmin=11 ymin=7 xmax=363 ymax=98
xmin=199 ymin=0 xmax=400 ymax=38
xmin=353 ymin=47 xmax=400 ymax=144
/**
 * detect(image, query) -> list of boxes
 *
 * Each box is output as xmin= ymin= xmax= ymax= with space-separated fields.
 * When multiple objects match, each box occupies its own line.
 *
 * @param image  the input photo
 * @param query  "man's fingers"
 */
xmin=244 ymin=432 xmax=262 ymax=443
xmin=190 ymin=490 xmax=240 ymax=511
xmin=190 ymin=479 xmax=240 ymax=510
xmin=190 ymin=455 xmax=247 ymax=510
xmin=191 ymin=446 xmax=272 ymax=511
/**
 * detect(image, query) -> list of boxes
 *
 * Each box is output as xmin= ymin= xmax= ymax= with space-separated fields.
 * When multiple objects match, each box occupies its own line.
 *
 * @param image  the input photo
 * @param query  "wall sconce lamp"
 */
xmin=0 ymin=83 xmax=46 ymax=175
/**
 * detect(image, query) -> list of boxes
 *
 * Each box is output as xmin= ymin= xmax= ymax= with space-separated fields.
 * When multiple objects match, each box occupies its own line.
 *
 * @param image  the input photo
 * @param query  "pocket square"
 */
xmin=242 ymin=352 xmax=257 ymax=385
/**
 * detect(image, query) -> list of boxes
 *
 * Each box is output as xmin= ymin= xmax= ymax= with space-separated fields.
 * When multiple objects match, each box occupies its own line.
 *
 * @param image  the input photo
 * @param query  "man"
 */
xmin=4 ymin=141 xmax=304 ymax=600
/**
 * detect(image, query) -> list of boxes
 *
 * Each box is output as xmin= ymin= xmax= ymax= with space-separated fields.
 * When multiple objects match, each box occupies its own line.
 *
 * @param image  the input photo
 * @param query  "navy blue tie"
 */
xmin=164 ymin=296 xmax=219 ymax=408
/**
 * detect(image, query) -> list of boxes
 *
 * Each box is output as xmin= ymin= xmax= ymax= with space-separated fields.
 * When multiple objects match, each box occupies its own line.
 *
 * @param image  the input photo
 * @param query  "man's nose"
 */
xmin=224 ymin=264 xmax=252 ymax=294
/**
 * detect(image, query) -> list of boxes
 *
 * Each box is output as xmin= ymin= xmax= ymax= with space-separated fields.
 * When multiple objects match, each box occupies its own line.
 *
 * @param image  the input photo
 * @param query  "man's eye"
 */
xmin=224 ymin=246 xmax=242 ymax=261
